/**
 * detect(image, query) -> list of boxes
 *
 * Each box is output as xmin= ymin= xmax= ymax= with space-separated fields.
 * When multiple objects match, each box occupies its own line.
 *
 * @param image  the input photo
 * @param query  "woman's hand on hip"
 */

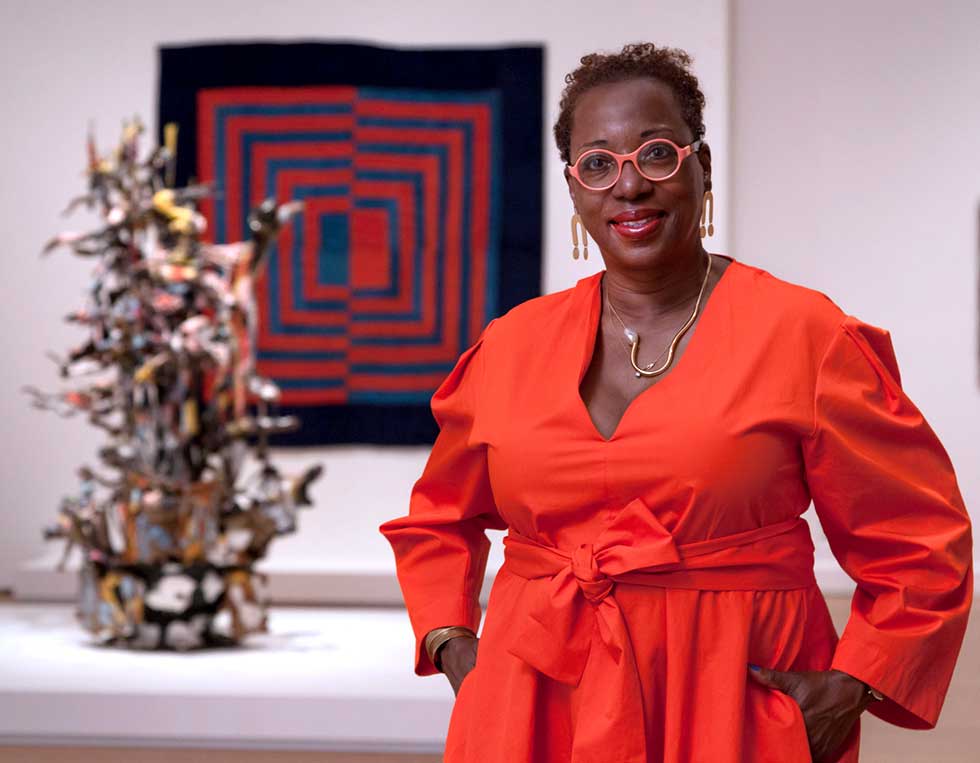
xmin=748 ymin=665 xmax=872 ymax=762
xmin=440 ymin=634 xmax=479 ymax=696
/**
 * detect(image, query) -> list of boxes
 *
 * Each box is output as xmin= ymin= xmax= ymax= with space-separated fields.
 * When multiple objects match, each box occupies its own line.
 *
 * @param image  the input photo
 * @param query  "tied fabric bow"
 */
xmin=503 ymin=498 xmax=683 ymax=686
xmin=500 ymin=499 xmax=814 ymax=763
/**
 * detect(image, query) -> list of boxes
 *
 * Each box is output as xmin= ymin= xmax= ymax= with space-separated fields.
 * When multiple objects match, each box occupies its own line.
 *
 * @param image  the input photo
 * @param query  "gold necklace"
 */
xmin=606 ymin=307 xmax=670 ymax=370
xmin=604 ymin=252 xmax=713 ymax=378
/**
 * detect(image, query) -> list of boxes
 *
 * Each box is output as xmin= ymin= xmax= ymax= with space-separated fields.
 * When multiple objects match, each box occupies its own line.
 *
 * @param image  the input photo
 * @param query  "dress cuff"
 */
xmin=411 ymin=595 xmax=483 ymax=676
xmin=831 ymin=632 xmax=938 ymax=729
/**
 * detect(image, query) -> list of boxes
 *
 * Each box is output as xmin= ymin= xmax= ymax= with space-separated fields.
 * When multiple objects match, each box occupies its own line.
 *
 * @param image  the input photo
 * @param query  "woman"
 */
xmin=379 ymin=43 xmax=972 ymax=763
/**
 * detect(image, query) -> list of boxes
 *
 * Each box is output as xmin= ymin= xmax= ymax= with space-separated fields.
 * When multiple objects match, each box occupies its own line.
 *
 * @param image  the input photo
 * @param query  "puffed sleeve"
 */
xmin=379 ymin=319 xmax=507 ymax=676
xmin=802 ymin=315 xmax=973 ymax=728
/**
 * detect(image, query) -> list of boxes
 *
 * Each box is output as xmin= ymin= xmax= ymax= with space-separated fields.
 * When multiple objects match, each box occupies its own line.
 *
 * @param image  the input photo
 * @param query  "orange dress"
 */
xmin=379 ymin=255 xmax=972 ymax=763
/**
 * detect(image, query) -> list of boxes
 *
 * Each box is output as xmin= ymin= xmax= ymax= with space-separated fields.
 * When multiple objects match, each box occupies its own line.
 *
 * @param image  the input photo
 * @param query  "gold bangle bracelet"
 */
xmin=424 ymin=626 xmax=476 ymax=670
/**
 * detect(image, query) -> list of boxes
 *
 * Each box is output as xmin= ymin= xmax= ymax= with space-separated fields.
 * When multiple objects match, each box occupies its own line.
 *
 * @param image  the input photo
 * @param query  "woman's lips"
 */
xmin=609 ymin=211 xmax=666 ymax=240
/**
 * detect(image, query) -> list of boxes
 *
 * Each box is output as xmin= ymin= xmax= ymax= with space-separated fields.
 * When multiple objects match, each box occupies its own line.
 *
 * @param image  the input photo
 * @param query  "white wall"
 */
xmin=731 ymin=0 xmax=980 ymax=575
xmin=0 ymin=0 xmax=731 ymax=592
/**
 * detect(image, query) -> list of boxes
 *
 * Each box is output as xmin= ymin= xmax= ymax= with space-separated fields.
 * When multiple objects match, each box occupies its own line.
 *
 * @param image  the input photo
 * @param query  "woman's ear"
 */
xmin=697 ymin=142 xmax=713 ymax=193
xmin=564 ymin=166 xmax=579 ymax=207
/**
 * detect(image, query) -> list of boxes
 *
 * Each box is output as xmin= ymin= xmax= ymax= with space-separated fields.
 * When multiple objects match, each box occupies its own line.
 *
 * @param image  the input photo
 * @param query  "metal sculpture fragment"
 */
xmin=29 ymin=118 xmax=323 ymax=649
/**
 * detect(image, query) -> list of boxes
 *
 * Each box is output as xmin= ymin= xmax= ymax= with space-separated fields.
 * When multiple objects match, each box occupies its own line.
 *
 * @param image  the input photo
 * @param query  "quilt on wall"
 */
xmin=158 ymin=43 xmax=543 ymax=444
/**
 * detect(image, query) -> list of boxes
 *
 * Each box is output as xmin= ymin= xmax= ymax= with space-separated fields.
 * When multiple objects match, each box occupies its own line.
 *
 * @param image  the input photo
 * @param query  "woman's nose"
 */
xmin=612 ymin=160 xmax=652 ymax=198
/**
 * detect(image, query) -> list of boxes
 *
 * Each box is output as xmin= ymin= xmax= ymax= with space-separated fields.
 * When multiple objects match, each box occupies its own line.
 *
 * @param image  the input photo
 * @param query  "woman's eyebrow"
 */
xmin=640 ymin=126 xmax=676 ymax=138
xmin=576 ymin=126 xmax=677 ymax=151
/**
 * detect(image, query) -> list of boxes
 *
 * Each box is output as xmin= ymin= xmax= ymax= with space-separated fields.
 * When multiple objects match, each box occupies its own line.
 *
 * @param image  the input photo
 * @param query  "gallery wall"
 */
xmin=0 ymin=0 xmax=731 ymax=592
xmin=730 ymin=0 xmax=980 ymax=584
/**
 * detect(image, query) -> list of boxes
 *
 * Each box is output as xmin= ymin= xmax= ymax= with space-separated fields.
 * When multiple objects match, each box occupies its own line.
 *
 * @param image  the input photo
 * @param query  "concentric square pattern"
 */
xmin=197 ymin=86 xmax=502 ymax=406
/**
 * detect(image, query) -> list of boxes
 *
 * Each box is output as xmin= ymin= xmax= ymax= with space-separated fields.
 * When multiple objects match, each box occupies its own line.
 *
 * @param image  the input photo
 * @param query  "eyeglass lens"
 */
xmin=576 ymin=140 xmax=680 ymax=189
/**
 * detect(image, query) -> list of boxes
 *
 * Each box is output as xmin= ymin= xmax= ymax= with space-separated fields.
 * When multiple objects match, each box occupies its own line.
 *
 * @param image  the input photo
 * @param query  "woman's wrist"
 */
xmin=832 ymin=669 xmax=883 ymax=710
xmin=425 ymin=626 xmax=477 ymax=670
xmin=861 ymin=680 xmax=885 ymax=703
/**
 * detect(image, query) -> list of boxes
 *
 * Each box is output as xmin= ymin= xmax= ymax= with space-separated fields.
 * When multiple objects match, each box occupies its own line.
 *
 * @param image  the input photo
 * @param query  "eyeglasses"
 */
xmin=568 ymin=138 xmax=703 ymax=191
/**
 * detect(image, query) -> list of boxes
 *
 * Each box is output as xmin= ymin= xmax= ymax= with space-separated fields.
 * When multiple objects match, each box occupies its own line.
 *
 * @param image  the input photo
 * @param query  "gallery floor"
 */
xmin=0 ymin=596 xmax=976 ymax=763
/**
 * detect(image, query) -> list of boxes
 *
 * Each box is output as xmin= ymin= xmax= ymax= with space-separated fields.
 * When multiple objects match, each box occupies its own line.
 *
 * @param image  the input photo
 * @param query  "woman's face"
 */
xmin=565 ymin=77 xmax=711 ymax=272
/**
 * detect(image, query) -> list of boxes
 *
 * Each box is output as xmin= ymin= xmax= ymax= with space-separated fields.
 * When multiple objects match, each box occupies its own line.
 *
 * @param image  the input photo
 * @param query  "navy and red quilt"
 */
xmin=159 ymin=43 xmax=543 ymax=444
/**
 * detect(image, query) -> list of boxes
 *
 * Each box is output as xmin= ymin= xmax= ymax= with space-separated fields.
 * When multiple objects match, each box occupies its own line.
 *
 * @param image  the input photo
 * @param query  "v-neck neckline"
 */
xmin=575 ymin=253 xmax=738 ymax=443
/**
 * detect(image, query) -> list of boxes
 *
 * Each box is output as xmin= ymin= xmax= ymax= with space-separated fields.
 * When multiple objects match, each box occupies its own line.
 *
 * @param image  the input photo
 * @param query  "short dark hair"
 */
xmin=553 ymin=42 xmax=707 ymax=165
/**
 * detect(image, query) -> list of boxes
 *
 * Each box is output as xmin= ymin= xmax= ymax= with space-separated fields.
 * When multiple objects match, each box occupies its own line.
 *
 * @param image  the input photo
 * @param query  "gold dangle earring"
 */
xmin=571 ymin=212 xmax=589 ymax=260
xmin=699 ymin=190 xmax=715 ymax=239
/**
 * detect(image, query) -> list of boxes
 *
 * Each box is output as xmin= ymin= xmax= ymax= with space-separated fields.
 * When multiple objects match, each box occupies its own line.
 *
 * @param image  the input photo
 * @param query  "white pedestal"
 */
xmin=0 ymin=603 xmax=451 ymax=753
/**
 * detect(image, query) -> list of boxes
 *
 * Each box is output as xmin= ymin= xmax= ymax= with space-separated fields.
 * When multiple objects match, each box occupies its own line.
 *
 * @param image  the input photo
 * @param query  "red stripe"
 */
xmin=465 ymin=105 xmax=491 ymax=342
xmin=279 ymin=388 xmax=348 ymax=404
xmin=196 ymin=90 xmax=218 ymax=242
xmin=199 ymin=86 xmax=357 ymax=108
xmin=258 ymin=360 xmax=346 ymax=377
xmin=350 ymin=207 xmax=391 ymax=290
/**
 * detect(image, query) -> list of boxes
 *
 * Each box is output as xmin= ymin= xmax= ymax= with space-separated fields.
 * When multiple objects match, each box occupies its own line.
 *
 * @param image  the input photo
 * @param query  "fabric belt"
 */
xmin=500 ymin=498 xmax=816 ymax=763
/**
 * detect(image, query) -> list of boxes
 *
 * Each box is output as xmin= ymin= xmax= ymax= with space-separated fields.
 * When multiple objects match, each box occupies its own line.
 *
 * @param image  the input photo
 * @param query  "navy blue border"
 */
xmin=158 ymin=42 xmax=544 ymax=445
